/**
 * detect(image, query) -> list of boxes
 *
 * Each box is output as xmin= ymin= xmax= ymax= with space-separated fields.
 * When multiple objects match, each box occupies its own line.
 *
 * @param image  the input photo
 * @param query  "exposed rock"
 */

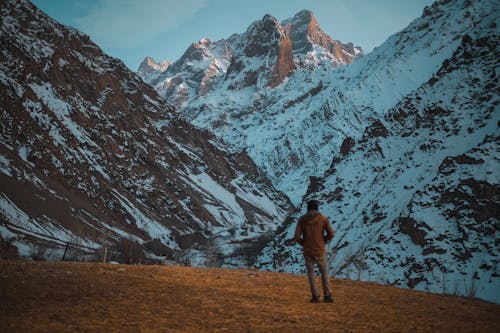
xmin=396 ymin=217 xmax=427 ymax=247
xmin=364 ymin=120 xmax=389 ymax=139
xmin=244 ymin=14 xmax=282 ymax=58
xmin=340 ymin=137 xmax=355 ymax=156
xmin=283 ymin=9 xmax=362 ymax=61
xmin=269 ymin=35 xmax=295 ymax=88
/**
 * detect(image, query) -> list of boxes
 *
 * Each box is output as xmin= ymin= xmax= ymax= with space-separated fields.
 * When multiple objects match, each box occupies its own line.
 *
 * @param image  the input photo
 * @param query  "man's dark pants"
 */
xmin=305 ymin=254 xmax=331 ymax=298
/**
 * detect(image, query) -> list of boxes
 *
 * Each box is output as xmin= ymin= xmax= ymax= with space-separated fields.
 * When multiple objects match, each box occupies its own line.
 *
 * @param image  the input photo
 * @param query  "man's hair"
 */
xmin=307 ymin=200 xmax=319 ymax=211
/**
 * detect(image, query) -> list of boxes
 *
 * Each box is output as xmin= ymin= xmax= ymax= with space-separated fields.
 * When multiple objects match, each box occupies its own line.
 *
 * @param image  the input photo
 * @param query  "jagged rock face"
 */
xmin=243 ymin=14 xmax=282 ymax=58
xmin=269 ymin=35 xmax=295 ymax=88
xmin=226 ymin=14 xmax=289 ymax=90
xmin=0 ymin=0 xmax=293 ymax=266
xmin=258 ymin=0 xmax=499 ymax=303
xmin=283 ymin=9 xmax=359 ymax=63
xmin=146 ymin=36 xmax=234 ymax=109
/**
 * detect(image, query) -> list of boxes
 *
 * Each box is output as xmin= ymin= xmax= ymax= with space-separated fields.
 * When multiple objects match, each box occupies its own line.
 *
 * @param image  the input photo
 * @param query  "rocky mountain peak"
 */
xmin=137 ymin=56 xmax=171 ymax=76
xmin=293 ymin=9 xmax=314 ymax=20
xmin=199 ymin=37 xmax=211 ymax=47
xmin=283 ymin=9 xmax=361 ymax=62
xmin=183 ymin=42 xmax=210 ymax=61
xmin=243 ymin=14 xmax=284 ymax=58
xmin=246 ymin=13 xmax=282 ymax=37
xmin=138 ymin=8 xmax=364 ymax=101
xmin=284 ymin=9 xmax=316 ymax=32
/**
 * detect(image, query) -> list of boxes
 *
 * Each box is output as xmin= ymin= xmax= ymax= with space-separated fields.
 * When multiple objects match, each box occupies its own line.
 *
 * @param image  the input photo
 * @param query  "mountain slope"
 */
xmin=0 ymin=0 xmax=292 ymax=265
xmin=258 ymin=0 xmax=499 ymax=302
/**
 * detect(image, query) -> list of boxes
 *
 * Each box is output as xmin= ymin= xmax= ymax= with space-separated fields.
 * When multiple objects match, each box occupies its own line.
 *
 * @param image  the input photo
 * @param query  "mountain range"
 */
xmin=138 ymin=0 xmax=499 ymax=302
xmin=1 ymin=0 xmax=498 ymax=303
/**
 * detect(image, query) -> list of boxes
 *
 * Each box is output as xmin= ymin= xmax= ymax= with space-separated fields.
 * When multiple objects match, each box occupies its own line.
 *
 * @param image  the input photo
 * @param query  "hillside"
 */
xmin=0 ymin=0 xmax=292 ymax=266
xmin=1 ymin=261 xmax=499 ymax=332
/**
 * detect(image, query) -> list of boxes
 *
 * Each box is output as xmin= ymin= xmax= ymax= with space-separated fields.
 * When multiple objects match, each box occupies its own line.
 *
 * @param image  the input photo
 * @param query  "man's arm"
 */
xmin=323 ymin=217 xmax=334 ymax=243
xmin=294 ymin=220 xmax=304 ymax=245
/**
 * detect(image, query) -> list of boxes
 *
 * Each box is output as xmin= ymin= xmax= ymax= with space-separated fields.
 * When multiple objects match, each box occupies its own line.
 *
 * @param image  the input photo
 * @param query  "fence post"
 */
xmin=62 ymin=242 xmax=69 ymax=261
xmin=103 ymin=247 xmax=107 ymax=263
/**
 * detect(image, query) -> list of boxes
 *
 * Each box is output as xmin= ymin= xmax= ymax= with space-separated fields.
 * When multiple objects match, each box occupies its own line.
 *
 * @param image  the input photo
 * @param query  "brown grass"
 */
xmin=0 ymin=260 xmax=498 ymax=332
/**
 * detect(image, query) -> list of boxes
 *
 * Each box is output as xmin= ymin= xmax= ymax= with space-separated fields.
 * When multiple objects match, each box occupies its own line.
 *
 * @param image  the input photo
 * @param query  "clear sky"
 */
xmin=31 ymin=0 xmax=434 ymax=71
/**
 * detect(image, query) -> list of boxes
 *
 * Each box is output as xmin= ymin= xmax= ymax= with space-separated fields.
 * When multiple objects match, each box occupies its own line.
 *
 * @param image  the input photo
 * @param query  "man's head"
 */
xmin=307 ymin=200 xmax=318 ymax=211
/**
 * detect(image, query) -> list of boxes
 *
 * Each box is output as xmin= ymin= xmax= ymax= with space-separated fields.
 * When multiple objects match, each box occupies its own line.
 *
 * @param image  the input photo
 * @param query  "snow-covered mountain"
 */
xmin=140 ymin=1 xmax=492 ymax=206
xmin=256 ymin=0 xmax=500 ymax=302
xmin=0 ymin=0 xmax=293 ymax=266
xmin=138 ymin=9 xmax=364 ymax=204
xmin=140 ymin=0 xmax=499 ymax=302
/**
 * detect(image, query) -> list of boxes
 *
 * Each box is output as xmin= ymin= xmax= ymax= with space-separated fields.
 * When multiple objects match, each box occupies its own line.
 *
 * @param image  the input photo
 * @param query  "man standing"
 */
xmin=295 ymin=200 xmax=334 ymax=303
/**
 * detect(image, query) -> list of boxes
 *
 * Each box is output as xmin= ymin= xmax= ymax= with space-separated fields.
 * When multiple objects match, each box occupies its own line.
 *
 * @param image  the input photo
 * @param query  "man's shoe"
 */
xmin=310 ymin=296 xmax=320 ymax=303
xmin=324 ymin=296 xmax=334 ymax=303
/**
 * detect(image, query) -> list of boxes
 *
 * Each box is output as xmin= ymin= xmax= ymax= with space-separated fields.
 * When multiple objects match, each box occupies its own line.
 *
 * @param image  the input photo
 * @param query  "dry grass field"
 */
xmin=0 ymin=260 xmax=498 ymax=332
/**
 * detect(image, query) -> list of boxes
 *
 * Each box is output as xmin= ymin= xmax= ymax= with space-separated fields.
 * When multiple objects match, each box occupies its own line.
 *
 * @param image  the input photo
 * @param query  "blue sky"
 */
xmin=32 ymin=0 xmax=434 ymax=71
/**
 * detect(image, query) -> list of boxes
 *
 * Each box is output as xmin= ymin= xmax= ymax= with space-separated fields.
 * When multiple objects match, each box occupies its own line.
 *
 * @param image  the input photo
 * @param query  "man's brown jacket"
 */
xmin=294 ymin=210 xmax=334 ymax=256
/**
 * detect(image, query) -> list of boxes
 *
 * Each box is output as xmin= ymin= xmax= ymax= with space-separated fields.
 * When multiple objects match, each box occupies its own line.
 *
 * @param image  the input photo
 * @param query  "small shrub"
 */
xmin=464 ymin=276 xmax=479 ymax=298
xmin=111 ymin=238 xmax=146 ymax=264
xmin=30 ymin=245 xmax=46 ymax=261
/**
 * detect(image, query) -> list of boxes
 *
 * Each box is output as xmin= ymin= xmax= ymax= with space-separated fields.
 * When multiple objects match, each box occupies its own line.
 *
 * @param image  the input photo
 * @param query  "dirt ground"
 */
xmin=0 ymin=260 xmax=498 ymax=332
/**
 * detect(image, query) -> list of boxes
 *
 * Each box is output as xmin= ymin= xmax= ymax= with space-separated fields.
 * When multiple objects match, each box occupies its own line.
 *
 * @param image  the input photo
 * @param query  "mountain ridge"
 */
xmin=258 ymin=3 xmax=500 ymax=302
xmin=137 ymin=9 xmax=363 ymax=102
